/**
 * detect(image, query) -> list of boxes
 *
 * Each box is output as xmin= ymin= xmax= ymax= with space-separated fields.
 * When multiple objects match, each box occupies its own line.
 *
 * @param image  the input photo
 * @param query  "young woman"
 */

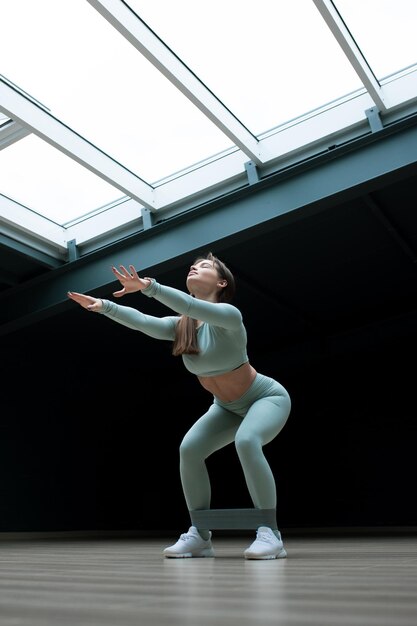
xmin=67 ymin=252 xmax=291 ymax=559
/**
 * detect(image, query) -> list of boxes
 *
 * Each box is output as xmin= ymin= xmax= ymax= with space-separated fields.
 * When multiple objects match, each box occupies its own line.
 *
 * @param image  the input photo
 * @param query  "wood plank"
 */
xmin=0 ymin=535 xmax=416 ymax=625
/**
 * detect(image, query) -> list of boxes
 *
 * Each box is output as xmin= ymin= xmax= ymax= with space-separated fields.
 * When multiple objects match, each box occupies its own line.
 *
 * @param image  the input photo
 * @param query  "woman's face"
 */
xmin=186 ymin=259 xmax=225 ymax=296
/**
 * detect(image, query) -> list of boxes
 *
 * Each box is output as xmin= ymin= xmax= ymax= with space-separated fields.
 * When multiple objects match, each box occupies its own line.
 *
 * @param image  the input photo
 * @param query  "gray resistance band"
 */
xmin=190 ymin=508 xmax=276 ymax=529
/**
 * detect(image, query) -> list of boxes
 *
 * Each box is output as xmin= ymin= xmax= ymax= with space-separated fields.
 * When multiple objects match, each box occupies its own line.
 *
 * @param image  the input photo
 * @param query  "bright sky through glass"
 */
xmin=1 ymin=0 xmax=417 ymax=224
xmin=333 ymin=0 xmax=417 ymax=78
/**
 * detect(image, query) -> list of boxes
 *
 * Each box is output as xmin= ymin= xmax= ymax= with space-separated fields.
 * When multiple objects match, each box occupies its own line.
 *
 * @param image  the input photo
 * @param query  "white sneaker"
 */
xmin=163 ymin=526 xmax=215 ymax=558
xmin=244 ymin=526 xmax=287 ymax=560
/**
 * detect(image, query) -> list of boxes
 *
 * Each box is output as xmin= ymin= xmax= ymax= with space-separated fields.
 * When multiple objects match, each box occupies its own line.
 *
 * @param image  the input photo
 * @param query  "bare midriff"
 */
xmin=197 ymin=361 xmax=257 ymax=403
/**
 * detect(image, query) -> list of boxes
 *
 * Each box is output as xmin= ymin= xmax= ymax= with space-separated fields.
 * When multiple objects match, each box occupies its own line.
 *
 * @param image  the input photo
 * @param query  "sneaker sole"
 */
xmin=164 ymin=549 xmax=215 ymax=559
xmin=244 ymin=548 xmax=287 ymax=560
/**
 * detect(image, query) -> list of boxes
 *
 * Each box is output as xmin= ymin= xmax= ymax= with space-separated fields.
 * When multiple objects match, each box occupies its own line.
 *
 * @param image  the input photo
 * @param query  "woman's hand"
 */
xmin=111 ymin=264 xmax=151 ymax=298
xmin=67 ymin=291 xmax=103 ymax=312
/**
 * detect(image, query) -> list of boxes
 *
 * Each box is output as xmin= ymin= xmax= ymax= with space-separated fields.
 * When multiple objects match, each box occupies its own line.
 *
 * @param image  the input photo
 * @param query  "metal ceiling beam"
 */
xmin=312 ymin=0 xmax=388 ymax=111
xmin=0 ymin=119 xmax=31 ymax=149
xmin=0 ymin=268 xmax=19 ymax=287
xmin=0 ymin=233 xmax=62 ymax=269
xmin=87 ymin=0 xmax=267 ymax=164
xmin=364 ymin=194 xmax=417 ymax=269
xmin=1 ymin=119 xmax=417 ymax=336
xmin=0 ymin=193 xmax=67 ymax=252
xmin=0 ymin=77 xmax=155 ymax=209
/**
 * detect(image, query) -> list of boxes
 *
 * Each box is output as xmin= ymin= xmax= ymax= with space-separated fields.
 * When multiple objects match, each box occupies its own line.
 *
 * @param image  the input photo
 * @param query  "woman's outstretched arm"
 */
xmin=67 ymin=289 xmax=177 ymax=340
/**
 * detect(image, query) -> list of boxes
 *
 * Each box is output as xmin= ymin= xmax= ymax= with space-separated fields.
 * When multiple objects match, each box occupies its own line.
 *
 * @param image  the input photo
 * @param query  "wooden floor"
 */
xmin=0 ymin=532 xmax=416 ymax=626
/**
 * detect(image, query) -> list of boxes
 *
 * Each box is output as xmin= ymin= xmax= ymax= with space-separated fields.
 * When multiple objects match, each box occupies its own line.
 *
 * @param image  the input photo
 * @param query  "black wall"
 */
xmin=1 ymin=280 xmax=416 ymax=534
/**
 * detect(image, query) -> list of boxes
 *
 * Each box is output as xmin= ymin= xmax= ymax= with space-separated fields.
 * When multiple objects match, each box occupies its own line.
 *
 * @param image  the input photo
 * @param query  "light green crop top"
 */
xmin=99 ymin=279 xmax=248 ymax=377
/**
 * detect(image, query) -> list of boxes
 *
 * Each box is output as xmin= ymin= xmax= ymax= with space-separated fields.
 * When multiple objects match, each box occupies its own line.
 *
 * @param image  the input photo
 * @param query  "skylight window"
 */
xmin=1 ymin=0 xmax=417 ymax=245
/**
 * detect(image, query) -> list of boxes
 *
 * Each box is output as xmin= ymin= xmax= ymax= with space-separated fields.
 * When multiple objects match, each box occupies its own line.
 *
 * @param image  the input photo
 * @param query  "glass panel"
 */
xmin=129 ymin=0 xmax=362 ymax=135
xmin=0 ymin=113 xmax=11 ymax=126
xmin=0 ymin=135 xmax=122 ymax=223
xmin=0 ymin=0 xmax=231 ymax=186
xmin=334 ymin=0 xmax=417 ymax=79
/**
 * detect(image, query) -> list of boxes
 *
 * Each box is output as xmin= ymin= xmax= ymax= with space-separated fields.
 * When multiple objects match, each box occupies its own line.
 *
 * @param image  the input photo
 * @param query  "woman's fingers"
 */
xmin=111 ymin=265 xmax=126 ymax=280
xmin=112 ymin=264 xmax=140 ymax=281
xmin=67 ymin=291 xmax=96 ymax=309
xmin=67 ymin=291 xmax=85 ymax=302
xmin=118 ymin=264 xmax=134 ymax=279
xmin=129 ymin=265 xmax=140 ymax=279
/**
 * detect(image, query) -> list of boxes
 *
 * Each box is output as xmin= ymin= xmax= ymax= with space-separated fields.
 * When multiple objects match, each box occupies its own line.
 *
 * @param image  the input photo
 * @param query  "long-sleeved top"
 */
xmin=99 ymin=279 xmax=248 ymax=377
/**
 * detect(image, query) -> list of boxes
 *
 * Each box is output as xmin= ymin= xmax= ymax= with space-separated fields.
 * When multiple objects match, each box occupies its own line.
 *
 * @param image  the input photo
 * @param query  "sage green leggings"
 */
xmin=179 ymin=374 xmax=291 ymax=535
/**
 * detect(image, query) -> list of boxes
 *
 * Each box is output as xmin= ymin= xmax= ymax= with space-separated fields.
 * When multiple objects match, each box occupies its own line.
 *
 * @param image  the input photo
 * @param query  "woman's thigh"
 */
xmin=236 ymin=395 xmax=291 ymax=446
xmin=181 ymin=403 xmax=242 ymax=458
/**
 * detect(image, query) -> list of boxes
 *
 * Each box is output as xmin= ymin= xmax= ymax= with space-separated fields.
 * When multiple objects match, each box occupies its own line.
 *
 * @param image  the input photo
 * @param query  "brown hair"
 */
xmin=172 ymin=252 xmax=236 ymax=356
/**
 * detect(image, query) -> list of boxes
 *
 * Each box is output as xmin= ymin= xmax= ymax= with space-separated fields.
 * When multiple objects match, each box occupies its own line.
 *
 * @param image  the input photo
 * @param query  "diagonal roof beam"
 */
xmin=0 ymin=77 xmax=155 ymax=209
xmin=87 ymin=0 xmax=268 ymax=164
xmin=0 ymin=232 xmax=62 ymax=270
xmin=0 ymin=119 xmax=31 ymax=149
xmin=312 ymin=0 xmax=388 ymax=112
xmin=364 ymin=194 xmax=417 ymax=270
xmin=0 ymin=193 xmax=67 ymax=251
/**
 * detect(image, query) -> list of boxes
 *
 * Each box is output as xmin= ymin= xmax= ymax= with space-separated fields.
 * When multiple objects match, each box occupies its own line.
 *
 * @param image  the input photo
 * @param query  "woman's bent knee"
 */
xmin=179 ymin=437 xmax=202 ymax=462
xmin=235 ymin=433 xmax=260 ymax=457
